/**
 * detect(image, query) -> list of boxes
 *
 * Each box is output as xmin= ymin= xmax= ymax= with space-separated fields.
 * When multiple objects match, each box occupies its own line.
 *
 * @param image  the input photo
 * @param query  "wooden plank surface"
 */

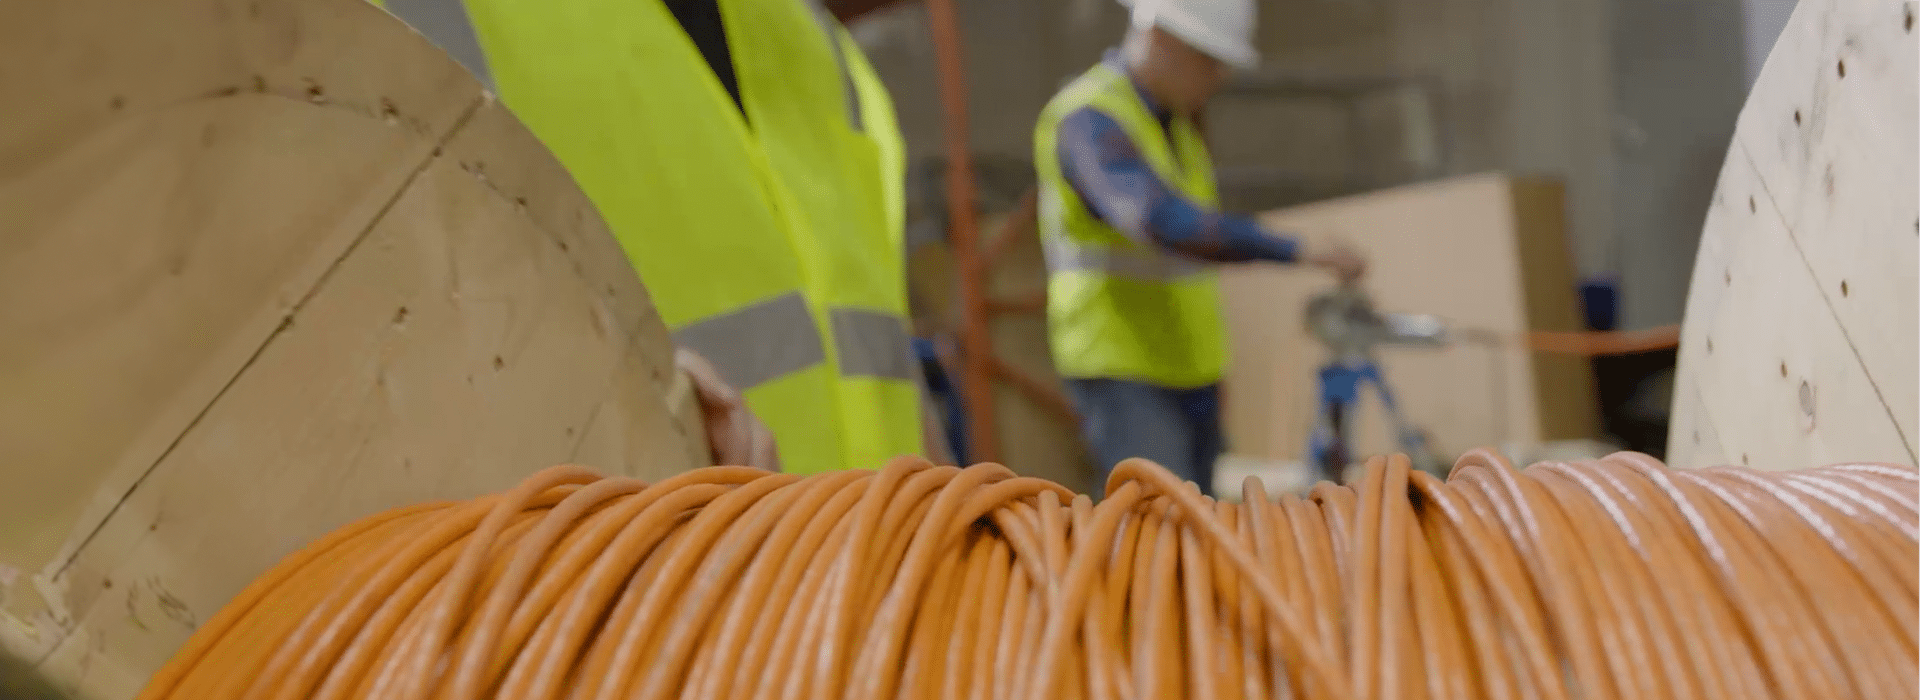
xmin=1222 ymin=173 xmax=1598 ymax=466
xmin=32 ymin=151 xmax=636 ymax=699
xmin=1667 ymin=0 xmax=1917 ymax=469
xmin=0 ymin=0 xmax=701 ymax=695
xmin=1506 ymin=178 xmax=1603 ymax=441
xmin=435 ymin=102 xmax=709 ymax=476
xmin=0 ymin=0 xmax=478 ymax=594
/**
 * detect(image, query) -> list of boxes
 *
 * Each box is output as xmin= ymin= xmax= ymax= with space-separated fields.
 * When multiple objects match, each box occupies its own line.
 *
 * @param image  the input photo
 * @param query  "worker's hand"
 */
xmin=1301 ymin=239 xmax=1368 ymax=282
xmin=675 ymin=348 xmax=781 ymax=471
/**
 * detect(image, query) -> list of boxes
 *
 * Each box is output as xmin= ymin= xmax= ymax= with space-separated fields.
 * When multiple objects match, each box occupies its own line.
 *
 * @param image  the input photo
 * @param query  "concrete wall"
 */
xmin=1742 ymin=0 xmax=1799 ymax=85
xmin=852 ymin=0 xmax=1617 ymax=284
xmin=1607 ymin=0 xmax=1748 ymax=328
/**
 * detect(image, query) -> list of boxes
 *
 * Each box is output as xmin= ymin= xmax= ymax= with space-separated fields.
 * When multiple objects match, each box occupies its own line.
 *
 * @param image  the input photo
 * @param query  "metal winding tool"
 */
xmin=1302 ymin=282 xmax=1447 ymax=480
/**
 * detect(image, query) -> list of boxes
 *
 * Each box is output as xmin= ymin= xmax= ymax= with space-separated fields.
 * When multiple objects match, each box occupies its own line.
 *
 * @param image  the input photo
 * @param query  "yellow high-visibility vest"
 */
xmin=842 ymin=27 xmax=907 ymax=254
xmin=1033 ymin=63 xmax=1230 ymax=388
xmin=444 ymin=0 xmax=921 ymax=471
xmin=720 ymin=0 xmax=924 ymax=468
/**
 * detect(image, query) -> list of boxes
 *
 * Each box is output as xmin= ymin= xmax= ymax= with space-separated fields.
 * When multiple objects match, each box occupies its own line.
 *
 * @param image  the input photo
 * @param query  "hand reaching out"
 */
xmin=675 ymin=348 xmax=781 ymax=471
xmin=1301 ymin=238 xmax=1368 ymax=282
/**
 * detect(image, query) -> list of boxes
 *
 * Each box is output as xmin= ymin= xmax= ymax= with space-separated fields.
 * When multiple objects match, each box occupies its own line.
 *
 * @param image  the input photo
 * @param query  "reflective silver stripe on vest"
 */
xmin=1042 ymin=237 xmax=1207 ymax=281
xmin=385 ymin=0 xmax=497 ymax=92
xmin=829 ymin=308 xmax=916 ymax=381
xmin=672 ymin=292 xmax=827 ymax=390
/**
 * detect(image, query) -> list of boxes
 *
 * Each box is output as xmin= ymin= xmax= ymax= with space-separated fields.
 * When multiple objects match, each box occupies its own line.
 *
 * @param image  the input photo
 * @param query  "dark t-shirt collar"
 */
xmin=1102 ymin=49 xmax=1173 ymax=128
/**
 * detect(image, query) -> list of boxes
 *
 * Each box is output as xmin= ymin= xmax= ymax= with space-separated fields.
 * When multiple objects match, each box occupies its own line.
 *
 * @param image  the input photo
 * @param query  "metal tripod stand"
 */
xmin=1302 ymin=283 xmax=1447 ymax=482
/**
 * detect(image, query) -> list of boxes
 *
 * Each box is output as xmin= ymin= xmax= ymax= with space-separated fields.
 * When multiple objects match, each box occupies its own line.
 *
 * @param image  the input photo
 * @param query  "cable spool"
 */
xmin=139 ymin=453 xmax=1916 ymax=700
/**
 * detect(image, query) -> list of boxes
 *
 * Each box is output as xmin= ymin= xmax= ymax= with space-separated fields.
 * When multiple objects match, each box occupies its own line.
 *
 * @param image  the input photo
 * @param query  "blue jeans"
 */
xmin=912 ymin=337 xmax=968 ymax=464
xmin=1064 ymin=378 xmax=1223 ymax=496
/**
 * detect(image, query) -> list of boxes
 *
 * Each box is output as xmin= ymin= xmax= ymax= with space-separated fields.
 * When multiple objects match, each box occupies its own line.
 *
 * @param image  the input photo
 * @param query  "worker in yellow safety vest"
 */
xmin=375 ymin=0 xmax=946 ymax=473
xmin=1035 ymin=0 xmax=1368 ymax=494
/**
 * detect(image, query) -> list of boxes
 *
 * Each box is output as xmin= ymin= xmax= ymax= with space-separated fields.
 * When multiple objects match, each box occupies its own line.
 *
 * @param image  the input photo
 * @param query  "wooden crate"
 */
xmin=1220 ymin=173 xmax=1599 ymax=466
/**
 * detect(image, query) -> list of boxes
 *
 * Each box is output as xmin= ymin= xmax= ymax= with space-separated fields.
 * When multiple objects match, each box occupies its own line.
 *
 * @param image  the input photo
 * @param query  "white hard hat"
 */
xmin=1120 ymin=0 xmax=1259 ymax=69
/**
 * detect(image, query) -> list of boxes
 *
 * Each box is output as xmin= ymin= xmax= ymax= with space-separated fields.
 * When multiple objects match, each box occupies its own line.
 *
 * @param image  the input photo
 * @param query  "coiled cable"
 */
xmin=138 ymin=451 xmax=1917 ymax=700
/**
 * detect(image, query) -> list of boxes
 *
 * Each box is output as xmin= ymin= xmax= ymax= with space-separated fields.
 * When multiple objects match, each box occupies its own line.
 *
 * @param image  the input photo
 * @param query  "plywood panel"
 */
xmin=1667 ymin=0 xmax=1917 ymax=469
xmin=1679 ymin=157 xmax=1904 ymax=470
xmin=1507 ymin=179 xmax=1602 ymax=440
xmin=438 ymin=104 xmax=708 ymax=479
xmin=0 ymin=0 xmax=700 ymax=695
xmin=1222 ymin=173 xmax=1598 ymax=465
xmin=0 ymin=5 xmax=478 ymax=585
xmin=572 ymin=345 xmax=712 ymax=481
xmin=439 ymin=105 xmax=679 ymax=350
xmin=0 ymin=98 xmax=444 ymax=584
xmin=31 ymin=154 xmax=641 ymax=699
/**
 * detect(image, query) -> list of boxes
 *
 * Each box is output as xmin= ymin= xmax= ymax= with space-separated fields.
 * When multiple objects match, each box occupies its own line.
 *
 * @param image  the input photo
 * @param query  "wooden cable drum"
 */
xmin=0 ymin=0 xmax=705 ymax=696
xmin=139 ymin=453 xmax=1916 ymax=700
xmin=1666 ymin=0 xmax=1917 ymax=470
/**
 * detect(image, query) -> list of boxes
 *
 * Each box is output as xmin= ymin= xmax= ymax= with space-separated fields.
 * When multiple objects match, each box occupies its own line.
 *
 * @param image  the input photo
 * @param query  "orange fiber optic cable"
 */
xmin=139 ymin=451 xmax=1917 ymax=700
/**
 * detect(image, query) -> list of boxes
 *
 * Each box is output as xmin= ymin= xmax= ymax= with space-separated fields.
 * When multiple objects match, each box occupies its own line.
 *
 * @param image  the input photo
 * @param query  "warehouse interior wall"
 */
xmin=852 ymin=0 xmax=1758 ymax=331
xmin=1608 ymin=0 xmax=1748 ymax=329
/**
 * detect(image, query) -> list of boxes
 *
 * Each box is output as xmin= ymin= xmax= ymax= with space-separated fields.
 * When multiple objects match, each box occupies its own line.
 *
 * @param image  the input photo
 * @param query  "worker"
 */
xmin=376 ymin=0 xmax=948 ymax=471
xmin=1034 ymin=0 xmax=1367 ymax=494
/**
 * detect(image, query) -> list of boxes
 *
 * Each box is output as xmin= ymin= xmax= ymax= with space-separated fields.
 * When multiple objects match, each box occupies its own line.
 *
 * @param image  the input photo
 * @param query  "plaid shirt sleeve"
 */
xmin=1055 ymin=107 xmax=1298 ymax=264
